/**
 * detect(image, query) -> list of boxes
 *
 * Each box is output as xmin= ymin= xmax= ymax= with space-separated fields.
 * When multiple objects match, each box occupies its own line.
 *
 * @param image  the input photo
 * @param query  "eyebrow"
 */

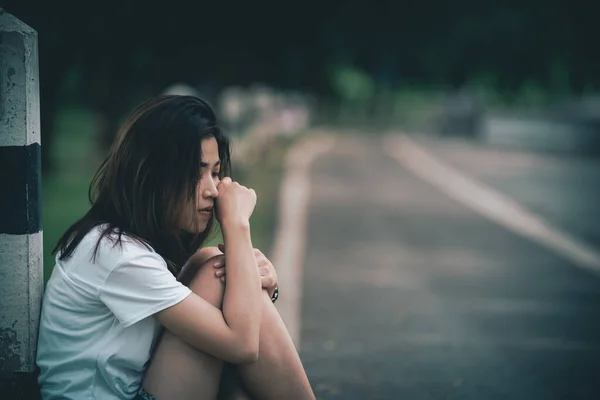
xmin=200 ymin=160 xmax=221 ymax=168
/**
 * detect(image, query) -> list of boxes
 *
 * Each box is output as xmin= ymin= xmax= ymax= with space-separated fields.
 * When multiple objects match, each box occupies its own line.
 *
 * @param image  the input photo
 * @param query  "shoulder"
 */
xmin=89 ymin=225 xmax=165 ymax=270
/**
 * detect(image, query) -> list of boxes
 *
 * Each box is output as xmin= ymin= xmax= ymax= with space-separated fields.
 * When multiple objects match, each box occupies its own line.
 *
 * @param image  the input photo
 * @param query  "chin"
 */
xmin=182 ymin=222 xmax=209 ymax=235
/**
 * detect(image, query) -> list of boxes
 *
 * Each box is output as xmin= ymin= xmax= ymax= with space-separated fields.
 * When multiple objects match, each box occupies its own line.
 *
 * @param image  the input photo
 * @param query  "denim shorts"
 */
xmin=135 ymin=388 xmax=157 ymax=400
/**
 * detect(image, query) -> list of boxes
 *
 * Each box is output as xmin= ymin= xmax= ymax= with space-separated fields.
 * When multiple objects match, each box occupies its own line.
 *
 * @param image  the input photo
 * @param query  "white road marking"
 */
xmin=383 ymin=134 xmax=600 ymax=275
xmin=271 ymin=135 xmax=336 ymax=348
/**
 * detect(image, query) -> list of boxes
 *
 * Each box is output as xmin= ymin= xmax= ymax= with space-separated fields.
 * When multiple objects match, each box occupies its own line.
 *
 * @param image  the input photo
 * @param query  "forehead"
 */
xmin=200 ymin=137 xmax=220 ymax=164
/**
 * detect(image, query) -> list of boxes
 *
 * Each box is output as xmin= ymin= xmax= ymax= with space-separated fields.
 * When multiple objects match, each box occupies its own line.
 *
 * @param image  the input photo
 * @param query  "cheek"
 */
xmin=180 ymin=194 xmax=197 ymax=215
xmin=196 ymin=186 xmax=204 ymax=204
xmin=177 ymin=202 xmax=192 ymax=224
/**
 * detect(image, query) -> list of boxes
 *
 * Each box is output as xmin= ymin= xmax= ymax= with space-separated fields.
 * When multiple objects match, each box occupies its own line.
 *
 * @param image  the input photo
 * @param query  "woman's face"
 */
xmin=178 ymin=137 xmax=221 ymax=233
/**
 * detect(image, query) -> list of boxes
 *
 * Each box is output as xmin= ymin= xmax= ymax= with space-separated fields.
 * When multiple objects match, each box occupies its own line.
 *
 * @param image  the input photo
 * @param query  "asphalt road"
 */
xmin=414 ymin=136 xmax=600 ymax=248
xmin=299 ymin=135 xmax=600 ymax=400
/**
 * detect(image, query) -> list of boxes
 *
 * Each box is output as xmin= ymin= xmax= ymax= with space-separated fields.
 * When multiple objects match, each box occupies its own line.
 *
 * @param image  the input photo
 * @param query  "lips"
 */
xmin=199 ymin=206 xmax=213 ymax=212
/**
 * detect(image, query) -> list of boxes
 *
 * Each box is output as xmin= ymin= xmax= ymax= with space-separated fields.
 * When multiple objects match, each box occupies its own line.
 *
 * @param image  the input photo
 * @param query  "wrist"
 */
xmin=221 ymin=218 xmax=251 ymax=232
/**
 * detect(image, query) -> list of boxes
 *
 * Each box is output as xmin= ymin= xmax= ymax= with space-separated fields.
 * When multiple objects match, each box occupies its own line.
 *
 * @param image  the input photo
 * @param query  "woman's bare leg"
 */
xmin=236 ymin=290 xmax=315 ymax=400
xmin=143 ymin=247 xmax=315 ymax=400
xmin=217 ymin=291 xmax=314 ymax=400
xmin=196 ymin=246 xmax=314 ymax=399
xmin=141 ymin=251 xmax=226 ymax=400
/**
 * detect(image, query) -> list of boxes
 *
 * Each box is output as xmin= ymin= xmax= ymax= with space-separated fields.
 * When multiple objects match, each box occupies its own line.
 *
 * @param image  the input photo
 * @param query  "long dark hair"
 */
xmin=53 ymin=95 xmax=231 ymax=275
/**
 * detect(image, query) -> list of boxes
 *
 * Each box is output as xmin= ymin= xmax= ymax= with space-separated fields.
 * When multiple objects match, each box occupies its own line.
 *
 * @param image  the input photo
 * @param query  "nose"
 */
xmin=202 ymin=177 xmax=219 ymax=199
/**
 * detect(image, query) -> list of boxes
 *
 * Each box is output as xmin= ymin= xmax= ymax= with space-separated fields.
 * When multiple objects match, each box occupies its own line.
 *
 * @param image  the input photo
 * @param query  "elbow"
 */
xmin=237 ymin=343 xmax=259 ymax=364
xmin=231 ymin=335 xmax=259 ymax=364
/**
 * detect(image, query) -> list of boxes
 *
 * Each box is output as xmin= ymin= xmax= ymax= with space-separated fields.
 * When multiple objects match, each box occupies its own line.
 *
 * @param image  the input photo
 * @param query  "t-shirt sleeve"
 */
xmin=99 ymin=251 xmax=191 ymax=328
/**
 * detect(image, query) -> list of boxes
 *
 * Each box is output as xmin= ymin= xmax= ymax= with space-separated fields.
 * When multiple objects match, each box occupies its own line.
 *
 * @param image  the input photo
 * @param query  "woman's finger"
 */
xmin=261 ymin=276 xmax=274 ymax=288
xmin=259 ymin=263 xmax=270 ymax=273
xmin=256 ymin=254 xmax=267 ymax=264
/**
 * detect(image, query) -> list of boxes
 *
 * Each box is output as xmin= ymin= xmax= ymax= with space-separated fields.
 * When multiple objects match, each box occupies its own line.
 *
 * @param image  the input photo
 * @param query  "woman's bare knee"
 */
xmin=185 ymin=251 xmax=226 ymax=309
xmin=178 ymin=246 xmax=223 ymax=285
xmin=192 ymin=246 xmax=223 ymax=265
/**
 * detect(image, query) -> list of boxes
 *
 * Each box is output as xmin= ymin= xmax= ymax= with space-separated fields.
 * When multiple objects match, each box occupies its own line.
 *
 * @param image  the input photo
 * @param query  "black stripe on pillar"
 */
xmin=0 ymin=143 xmax=42 ymax=234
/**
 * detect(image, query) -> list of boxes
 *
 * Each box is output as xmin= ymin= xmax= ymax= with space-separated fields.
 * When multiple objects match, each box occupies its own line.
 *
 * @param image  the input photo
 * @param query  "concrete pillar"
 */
xmin=0 ymin=8 xmax=43 ymax=399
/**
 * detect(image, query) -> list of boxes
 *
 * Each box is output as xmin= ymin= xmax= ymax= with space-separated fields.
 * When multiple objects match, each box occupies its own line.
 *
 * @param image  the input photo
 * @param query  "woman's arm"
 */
xmin=213 ymin=244 xmax=278 ymax=298
xmin=155 ymin=221 xmax=262 ymax=364
xmin=155 ymin=179 xmax=263 ymax=364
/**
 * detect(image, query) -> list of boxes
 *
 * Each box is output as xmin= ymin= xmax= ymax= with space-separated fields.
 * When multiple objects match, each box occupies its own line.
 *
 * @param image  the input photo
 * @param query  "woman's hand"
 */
xmin=215 ymin=177 xmax=257 ymax=228
xmin=214 ymin=243 xmax=278 ymax=297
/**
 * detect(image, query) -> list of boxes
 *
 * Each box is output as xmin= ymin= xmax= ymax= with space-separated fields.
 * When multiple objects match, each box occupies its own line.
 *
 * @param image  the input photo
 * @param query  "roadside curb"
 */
xmin=271 ymin=133 xmax=336 ymax=348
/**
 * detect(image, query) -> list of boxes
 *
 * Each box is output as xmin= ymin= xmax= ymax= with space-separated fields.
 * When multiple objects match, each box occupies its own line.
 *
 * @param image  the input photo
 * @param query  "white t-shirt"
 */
xmin=37 ymin=225 xmax=192 ymax=399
